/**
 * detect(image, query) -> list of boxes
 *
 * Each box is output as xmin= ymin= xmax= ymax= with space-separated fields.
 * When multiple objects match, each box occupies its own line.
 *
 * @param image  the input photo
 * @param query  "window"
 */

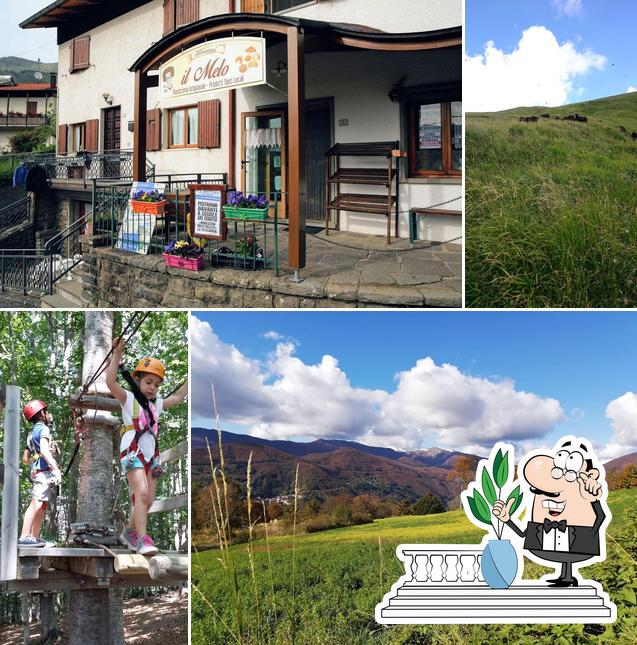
xmin=269 ymin=0 xmax=317 ymax=12
xmin=169 ymin=107 xmax=198 ymax=148
xmin=71 ymin=36 xmax=90 ymax=72
xmin=406 ymin=85 xmax=461 ymax=178
xmin=71 ymin=122 xmax=86 ymax=152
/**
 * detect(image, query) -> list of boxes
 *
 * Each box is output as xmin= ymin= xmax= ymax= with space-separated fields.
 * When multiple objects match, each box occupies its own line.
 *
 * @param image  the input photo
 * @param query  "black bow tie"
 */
xmin=543 ymin=518 xmax=567 ymax=533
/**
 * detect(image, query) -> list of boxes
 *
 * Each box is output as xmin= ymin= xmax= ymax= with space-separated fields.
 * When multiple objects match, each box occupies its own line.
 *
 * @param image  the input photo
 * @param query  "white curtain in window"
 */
xmin=245 ymin=127 xmax=281 ymax=149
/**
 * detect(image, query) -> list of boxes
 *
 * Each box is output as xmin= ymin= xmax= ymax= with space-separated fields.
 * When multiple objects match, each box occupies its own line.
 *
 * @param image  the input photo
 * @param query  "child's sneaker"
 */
xmin=120 ymin=527 xmax=138 ymax=550
xmin=18 ymin=536 xmax=45 ymax=547
xmin=136 ymin=534 xmax=158 ymax=555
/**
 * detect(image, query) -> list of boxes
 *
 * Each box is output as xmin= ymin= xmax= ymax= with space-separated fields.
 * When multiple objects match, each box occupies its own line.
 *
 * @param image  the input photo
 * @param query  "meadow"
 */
xmin=191 ymin=487 xmax=637 ymax=644
xmin=465 ymin=93 xmax=637 ymax=307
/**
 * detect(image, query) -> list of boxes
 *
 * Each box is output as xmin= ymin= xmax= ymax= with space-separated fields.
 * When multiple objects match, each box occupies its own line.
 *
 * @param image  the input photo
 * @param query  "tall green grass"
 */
xmin=192 ymin=486 xmax=637 ymax=644
xmin=466 ymin=93 xmax=637 ymax=307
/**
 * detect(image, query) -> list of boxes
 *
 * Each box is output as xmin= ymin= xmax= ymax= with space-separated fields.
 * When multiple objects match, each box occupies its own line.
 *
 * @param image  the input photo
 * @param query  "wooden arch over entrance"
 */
xmin=129 ymin=14 xmax=462 ymax=271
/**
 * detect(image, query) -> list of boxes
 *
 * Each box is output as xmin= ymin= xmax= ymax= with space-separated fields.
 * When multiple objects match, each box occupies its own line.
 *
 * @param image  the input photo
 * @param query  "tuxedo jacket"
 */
xmin=505 ymin=501 xmax=605 ymax=557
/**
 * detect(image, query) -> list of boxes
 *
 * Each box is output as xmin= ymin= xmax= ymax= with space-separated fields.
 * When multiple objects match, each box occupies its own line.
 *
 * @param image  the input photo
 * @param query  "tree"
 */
xmin=446 ymin=455 xmax=478 ymax=491
xmin=68 ymin=311 xmax=123 ymax=645
xmin=412 ymin=493 xmax=446 ymax=515
xmin=396 ymin=499 xmax=412 ymax=516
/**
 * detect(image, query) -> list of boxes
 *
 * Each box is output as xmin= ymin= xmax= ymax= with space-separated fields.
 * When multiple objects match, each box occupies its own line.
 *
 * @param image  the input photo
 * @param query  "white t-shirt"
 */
xmin=119 ymin=391 xmax=164 ymax=462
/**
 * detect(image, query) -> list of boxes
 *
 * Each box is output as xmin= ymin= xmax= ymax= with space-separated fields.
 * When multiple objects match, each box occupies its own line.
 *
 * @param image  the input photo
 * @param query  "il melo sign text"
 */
xmin=159 ymin=37 xmax=266 ymax=101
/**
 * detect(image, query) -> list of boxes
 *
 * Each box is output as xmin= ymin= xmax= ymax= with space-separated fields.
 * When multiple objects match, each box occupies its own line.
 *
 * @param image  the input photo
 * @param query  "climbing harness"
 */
xmin=118 ymin=363 xmax=164 ymax=479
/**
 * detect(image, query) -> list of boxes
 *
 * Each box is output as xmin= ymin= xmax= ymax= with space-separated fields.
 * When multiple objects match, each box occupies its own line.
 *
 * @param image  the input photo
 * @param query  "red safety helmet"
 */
xmin=24 ymin=400 xmax=48 ymax=422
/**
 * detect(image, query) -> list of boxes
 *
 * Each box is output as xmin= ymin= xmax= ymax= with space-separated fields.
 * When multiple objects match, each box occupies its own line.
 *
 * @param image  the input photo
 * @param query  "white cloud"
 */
xmin=603 ymin=392 xmax=637 ymax=460
xmin=465 ymin=26 xmax=606 ymax=112
xmin=192 ymin=320 xmax=565 ymax=452
xmin=552 ymin=0 xmax=583 ymax=17
xmin=627 ymin=86 xmax=637 ymax=93
xmin=263 ymin=331 xmax=284 ymax=341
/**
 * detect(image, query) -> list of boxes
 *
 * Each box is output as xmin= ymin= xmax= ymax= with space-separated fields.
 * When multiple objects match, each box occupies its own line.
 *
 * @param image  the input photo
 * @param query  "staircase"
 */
xmin=41 ymin=262 xmax=92 ymax=308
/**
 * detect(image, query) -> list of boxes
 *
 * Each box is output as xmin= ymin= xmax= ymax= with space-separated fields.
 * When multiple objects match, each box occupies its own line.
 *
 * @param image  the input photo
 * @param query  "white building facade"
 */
xmin=22 ymin=0 xmax=461 ymax=246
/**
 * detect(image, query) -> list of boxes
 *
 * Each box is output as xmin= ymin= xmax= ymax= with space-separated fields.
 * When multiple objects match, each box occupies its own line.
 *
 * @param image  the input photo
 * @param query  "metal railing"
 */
xmin=0 ymin=115 xmax=49 ymax=127
xmin=0 ymin=248 xmax=50 ymax=294
xmin=91 ymin=177 xmax=282 ymax=274
xmin=1 ymin=150 xmax=156 ymax=186
xmin=0 ymin=196 xmax=32 ymax=235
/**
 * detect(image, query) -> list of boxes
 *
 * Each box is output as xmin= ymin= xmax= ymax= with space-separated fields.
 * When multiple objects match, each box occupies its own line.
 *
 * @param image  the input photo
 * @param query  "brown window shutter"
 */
xmin=198 ymin=99 xmax=221 ymax=149
xmin=85 ymin=119 xmax=99 ymax=153
xmin=146 ymin=109 xmax=161 ymax=151
xmin=163 ymin=0 xmax=175 ymax=35
xmin=241 ymin=0 xmax=265 ymax=12
xmin=71 ymin=36 xmax=90 ymax=72
xmin=176 ymin=0 xmax=199 ymax=27
xmin=58 ymin=124 xmax=68 ymax=155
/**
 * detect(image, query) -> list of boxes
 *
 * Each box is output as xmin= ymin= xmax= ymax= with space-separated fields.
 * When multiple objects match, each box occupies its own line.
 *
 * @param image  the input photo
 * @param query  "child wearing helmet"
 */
xmin=18 ymin=400 xmax=62 ymax=547
xmin=106 ymin=339 xmax=187 ymax=555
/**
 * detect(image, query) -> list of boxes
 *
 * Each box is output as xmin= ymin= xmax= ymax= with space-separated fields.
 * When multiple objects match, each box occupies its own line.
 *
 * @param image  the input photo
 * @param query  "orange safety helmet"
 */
xmin=24 ymin=400 xmax=48 ymax=422
xmin=132 ymin=357 xmax=165 ymax=381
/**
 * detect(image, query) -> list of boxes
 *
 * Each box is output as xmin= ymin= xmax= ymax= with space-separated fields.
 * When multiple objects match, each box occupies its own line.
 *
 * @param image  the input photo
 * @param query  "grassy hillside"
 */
xmin=192 ymin=488 xmax=637 ymax=644
xmin=0 ymin=56 xmax=57 ymax=84
xmin=466 ymin=93 xmax=637 ymax=307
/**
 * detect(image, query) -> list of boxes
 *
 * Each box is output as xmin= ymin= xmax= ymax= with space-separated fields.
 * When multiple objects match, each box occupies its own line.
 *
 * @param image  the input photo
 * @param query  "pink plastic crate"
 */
xmin=162 ymin=252 xmax=204 ymax=271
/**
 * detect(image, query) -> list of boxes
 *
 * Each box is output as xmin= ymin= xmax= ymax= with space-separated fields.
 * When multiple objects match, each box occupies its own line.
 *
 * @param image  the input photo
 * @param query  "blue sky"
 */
xmin=466 ymin=0 xmax=637 ymax=111
xmin=190 ymin=311 xmax=637 ymax=462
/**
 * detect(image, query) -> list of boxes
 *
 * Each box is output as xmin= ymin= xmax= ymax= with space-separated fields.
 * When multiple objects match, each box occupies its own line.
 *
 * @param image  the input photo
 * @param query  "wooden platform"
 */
xmin=1 ymin=545 xmax=187 ymax=593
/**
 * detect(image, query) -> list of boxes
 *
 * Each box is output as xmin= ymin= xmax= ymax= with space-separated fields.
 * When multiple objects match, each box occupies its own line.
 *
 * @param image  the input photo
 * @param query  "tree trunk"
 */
xmin=68 ymin=312 xmax=124 ymax=645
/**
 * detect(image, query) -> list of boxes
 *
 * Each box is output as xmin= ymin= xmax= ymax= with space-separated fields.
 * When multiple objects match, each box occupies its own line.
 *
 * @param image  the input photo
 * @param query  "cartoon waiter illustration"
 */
xmin=493 ymin=436 xmax=610 ymax=587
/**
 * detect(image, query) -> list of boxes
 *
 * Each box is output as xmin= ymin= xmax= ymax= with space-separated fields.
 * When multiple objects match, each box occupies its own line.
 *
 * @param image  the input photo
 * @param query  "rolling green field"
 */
xmin=466 ymin=93 xmax=637 ymax=307
xmin=192 ymin=488 xmax=637 ymax=644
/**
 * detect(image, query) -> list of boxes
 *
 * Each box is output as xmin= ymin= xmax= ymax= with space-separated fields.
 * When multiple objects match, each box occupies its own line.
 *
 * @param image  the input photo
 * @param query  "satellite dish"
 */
xmin=34 ymin=71 xmax=43 ymax=80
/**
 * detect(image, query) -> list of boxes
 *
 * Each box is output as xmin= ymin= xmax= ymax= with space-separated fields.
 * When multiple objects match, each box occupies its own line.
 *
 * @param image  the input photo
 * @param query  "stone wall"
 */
xmin=85 ymin=247 xmax=400 ymax=308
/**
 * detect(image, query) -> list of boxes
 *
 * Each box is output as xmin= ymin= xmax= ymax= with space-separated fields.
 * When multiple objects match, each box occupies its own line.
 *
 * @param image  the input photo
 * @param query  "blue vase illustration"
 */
xmin=481 ymin=539 xmax=518 ymax=589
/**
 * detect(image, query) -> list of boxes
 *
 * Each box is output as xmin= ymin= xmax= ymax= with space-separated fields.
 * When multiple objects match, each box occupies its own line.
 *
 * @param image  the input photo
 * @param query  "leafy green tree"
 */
xmin=412 ymin=492 xmax=446 ymax=515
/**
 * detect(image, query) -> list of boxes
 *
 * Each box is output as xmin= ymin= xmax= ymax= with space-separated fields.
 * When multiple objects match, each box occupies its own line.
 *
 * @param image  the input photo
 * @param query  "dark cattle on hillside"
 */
xmin=519 ymin=116 xmax=538 ymax=123
xmin=540 ymin=113 xmax=550 ymax=118
xmin=575 ymin=114 xmax=588 ymax=123
xmin=632 ymin=132 xmax=637 ymax=140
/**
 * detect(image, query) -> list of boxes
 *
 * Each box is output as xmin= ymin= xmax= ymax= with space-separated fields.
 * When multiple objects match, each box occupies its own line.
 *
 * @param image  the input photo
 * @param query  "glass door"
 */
xmin=241 ymin=111 xmax=286 ymax=219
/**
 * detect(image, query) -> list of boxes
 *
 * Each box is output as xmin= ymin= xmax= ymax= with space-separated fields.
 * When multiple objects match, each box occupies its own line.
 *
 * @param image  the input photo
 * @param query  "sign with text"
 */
xmin=159 ymin=37 xmax=266 ymax=102
xmin=189 ymin=184 xmax=227 ymax=240
xmin=116 ymin=181 xmax=166 ymax=254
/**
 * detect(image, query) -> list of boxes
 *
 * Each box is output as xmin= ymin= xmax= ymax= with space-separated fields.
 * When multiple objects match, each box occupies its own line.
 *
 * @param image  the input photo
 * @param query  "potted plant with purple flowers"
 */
xmin=162 ymin=240 xmax=204 ymax=270
xmin=223 ymin=191 xmax=270 ymax=221
xmin=131 ymin=189 xmax=168 ymax=215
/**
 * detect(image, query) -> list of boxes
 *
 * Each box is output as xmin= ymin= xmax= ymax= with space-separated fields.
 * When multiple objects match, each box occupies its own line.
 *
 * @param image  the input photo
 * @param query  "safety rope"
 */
xmin=78 ymin=311 xmax=152 ymax=400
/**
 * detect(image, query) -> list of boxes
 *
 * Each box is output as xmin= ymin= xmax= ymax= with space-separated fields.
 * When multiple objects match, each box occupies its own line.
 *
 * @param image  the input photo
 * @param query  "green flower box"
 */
xmin=223 ymin=205 xmax=269 ymax=221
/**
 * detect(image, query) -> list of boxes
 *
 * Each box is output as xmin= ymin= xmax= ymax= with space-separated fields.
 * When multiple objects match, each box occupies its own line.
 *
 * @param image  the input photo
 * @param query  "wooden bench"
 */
xmin=409 ymin=208 xmax=462 ymax=242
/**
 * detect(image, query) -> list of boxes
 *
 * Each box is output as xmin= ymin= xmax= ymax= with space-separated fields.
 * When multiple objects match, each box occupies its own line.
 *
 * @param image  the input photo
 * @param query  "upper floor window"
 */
xmin=406 ymin=84 xmax=461 ymax=178
xmin=169 ymin=107 xmax=198 ymax=148
xmin=164 ymin=0 xmax=199 ymax=35
xmin=269 ymin=0 xmax=318 ymax=12
xmin=71 ymin=36 xmax=90 ymax=73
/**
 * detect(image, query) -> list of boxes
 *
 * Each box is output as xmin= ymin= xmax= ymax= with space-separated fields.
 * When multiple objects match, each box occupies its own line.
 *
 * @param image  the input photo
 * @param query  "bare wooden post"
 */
xmin=1 ymin=384 xmax=20 ymax=582
xmin=133 ymin=70 xmax=148 ymax=182
xmin=287 ymin=26 xmax=306 ymax=271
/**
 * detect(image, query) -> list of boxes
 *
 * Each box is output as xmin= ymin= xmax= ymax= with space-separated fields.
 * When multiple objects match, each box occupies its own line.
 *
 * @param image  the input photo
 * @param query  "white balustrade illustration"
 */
xmin=375 ymin=543 xmax=616 ymax=624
